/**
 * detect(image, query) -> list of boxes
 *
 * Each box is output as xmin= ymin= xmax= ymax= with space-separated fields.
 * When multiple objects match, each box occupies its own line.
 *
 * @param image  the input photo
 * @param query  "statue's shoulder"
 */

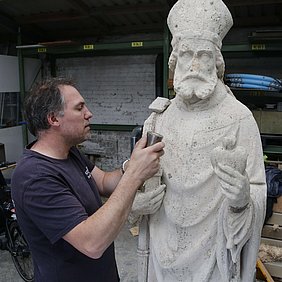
xmin=144 ymin=97 xmax=171 ymax=131
xmin=149 ymin=97 xmax=171 ymax=114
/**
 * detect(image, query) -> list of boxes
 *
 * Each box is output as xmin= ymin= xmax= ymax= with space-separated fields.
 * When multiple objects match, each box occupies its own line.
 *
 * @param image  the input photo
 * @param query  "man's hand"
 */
xmin=125 ymin=135 xmax=165 ymax=184
xmin=214 ymin=162 xmax=250 ymax=210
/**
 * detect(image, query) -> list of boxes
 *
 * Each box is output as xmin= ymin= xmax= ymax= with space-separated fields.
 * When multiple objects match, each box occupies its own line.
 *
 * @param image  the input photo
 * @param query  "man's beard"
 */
xmin=174 ymin=71 xmax=218 ymax=101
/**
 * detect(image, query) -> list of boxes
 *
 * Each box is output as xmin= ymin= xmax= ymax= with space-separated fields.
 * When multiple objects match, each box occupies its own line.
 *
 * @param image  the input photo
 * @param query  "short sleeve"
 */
xmin=23 ymin=175 xmax=88 ymax=244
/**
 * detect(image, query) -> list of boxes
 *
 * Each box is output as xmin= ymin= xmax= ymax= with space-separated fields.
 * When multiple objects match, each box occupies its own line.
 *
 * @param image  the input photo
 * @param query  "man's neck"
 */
xmin=31 ymin=134 xmax=71 ymax=159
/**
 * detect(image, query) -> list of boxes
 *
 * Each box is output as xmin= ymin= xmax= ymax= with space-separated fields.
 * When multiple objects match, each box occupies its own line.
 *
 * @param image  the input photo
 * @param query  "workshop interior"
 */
xmin=0 ymin=0 xmax=282 ymax=281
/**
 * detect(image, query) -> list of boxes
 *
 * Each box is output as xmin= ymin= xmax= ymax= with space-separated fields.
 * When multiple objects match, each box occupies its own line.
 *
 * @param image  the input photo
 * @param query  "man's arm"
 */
xmin=92 ymin=164 xmax=128 ymax=198
xmin=63 ymin=136 xmax=164 ymax=259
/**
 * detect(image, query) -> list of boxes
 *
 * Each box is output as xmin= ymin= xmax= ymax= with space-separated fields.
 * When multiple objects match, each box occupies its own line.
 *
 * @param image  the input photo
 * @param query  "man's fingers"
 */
xmin=134 ymin=135 xmax=147 ymax=149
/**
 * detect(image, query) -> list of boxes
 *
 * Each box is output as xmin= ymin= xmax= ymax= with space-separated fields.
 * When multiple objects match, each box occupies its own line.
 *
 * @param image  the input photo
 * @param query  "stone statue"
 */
xmin=130 ymin=0 xmax=267 ymax=281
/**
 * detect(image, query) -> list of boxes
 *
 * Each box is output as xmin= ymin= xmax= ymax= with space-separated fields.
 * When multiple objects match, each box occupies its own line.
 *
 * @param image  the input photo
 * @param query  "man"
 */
xmin=131 ymin=0 xmax=266 ymax=281
xmin=11 ymin=78 xmax=165 ymax=282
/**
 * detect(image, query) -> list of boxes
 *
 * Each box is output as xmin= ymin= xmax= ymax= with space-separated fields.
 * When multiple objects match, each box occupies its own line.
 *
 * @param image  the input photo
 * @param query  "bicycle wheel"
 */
xmin=7 ymin=220 xmax=34 ymax=282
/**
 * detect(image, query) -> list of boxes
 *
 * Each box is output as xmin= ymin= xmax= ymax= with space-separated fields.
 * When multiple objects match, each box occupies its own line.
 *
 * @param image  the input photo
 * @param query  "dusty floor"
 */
xmin=0 ymin=222 xmax=276 ymax=282
xmin=0 ymin=222 xmax=138 ymax=282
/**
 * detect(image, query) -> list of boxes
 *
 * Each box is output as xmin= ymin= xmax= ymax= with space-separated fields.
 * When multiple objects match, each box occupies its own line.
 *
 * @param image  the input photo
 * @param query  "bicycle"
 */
xmin=0 ymin=169 xmax=34 ymax=282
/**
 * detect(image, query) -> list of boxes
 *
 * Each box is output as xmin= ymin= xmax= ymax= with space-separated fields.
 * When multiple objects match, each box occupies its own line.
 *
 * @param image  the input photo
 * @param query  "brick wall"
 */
xmin=57 ymin=54 xmax=157 ymax=170
xmin=57 ymin=55 xmax=156 ymax=125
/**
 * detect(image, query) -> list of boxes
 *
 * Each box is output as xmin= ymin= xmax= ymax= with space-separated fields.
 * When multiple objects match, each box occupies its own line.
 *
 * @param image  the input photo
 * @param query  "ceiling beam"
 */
xmin=16 ymin=11 xmax=85 ymax=24
xmin=0 ymin=12 xmax=18 ymax=33
xmin=15 ymin=3 xmax=168 ymax=25
xmin=89 ymin=4 xmax=168 ymax=16
xmin=65 ymin=0 xmax=90 ymax=15
xmin=38 ymin=22 xmax=164 ymax=41
xmin=234 ymin=15 xmax=282 ymax=26
xmin=226 ymin=0 xmax=282 ymax=7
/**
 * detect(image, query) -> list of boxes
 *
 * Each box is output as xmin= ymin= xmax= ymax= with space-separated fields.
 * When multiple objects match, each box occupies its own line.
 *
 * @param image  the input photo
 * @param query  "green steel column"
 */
xmin=163 ymin=23 xmax=170 ymax=99
xmin=17 ymin=28 xmax=28 ymax=146
xmin=50 ymin=56 xmax=57 ymax=77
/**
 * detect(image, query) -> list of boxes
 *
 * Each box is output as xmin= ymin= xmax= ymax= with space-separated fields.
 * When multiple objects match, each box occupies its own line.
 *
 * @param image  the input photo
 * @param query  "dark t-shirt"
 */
xmin=11 ymin=145 xmax=119 ymax=282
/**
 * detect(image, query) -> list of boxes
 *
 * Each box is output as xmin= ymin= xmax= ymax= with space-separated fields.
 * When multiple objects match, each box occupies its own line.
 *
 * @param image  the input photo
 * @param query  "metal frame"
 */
xmin=16 ymin=29 xmax=282 ymax=135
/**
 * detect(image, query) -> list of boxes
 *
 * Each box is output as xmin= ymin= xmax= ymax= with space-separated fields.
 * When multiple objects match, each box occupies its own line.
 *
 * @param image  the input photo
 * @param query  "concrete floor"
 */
xmin=0 ymin=222 xmax=138 ymax=282
xmin=0 ymin=222 xmax=272 ymax=282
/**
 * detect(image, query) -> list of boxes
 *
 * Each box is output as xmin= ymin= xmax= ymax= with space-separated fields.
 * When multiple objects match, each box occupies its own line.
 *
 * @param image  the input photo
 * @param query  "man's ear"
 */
xmin=47 ymin=112 xmax=60 ymax=126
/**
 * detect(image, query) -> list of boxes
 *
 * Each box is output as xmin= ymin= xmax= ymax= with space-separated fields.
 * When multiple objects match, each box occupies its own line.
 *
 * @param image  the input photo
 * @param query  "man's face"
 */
xmin=173 ymin=38 xmax=218 ymax=102
xmin=57 ymin=85 xmax=93 ymax=145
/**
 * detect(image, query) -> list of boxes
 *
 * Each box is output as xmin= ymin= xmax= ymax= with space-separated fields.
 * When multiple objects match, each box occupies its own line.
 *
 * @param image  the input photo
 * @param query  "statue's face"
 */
xmin=173 ymin=38 xmax=218 ymax=101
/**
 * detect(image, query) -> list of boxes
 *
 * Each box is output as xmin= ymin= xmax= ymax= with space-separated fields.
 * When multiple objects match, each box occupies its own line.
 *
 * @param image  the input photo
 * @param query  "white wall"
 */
xmin=0 ymin=55 xmax=41 ymax=165
xmin=56 ymin=54 xmax=158 ymax=169
xmin=0 ymin=125 xmax=24 ymax=162
xmin=57 ymin=55 xmax=156 ymax=125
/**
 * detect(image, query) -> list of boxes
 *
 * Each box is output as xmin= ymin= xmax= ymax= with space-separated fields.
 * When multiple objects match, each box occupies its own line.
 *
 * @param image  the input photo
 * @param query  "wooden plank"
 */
xmin=261 ymin=237 xmax=282 ymax=248
xmin=273 ymin=198 xmax=282 ymax=213
xmin=264 ymin=261 xmax=282 ymax=279
xmin=262 ymin=225 xmax=282 ymax=240
xmin=0 ymin=163 xmax=16 ymax=172
xmin=256 ymin=258 xmax=275 ymax=282
xmin=266 ymin=213 xmax=282 ymax=225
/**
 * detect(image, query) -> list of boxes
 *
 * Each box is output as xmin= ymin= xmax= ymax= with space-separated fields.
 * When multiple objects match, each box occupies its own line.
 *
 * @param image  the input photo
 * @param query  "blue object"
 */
xmin=225 ymin=73 xmax=279 ymax=83
xmin=225 ymin=78 xmax=282 ymax=89
xmin=227 ymin=82 xmax=278 ymax=90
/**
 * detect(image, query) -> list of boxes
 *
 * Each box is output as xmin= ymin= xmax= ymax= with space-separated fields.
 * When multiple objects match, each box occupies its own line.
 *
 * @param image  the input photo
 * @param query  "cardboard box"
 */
xmin=273 ymin=197 xmax=282 ymax=213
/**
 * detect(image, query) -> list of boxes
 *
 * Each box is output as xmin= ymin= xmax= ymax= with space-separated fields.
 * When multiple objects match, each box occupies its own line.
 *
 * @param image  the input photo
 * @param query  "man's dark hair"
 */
xmin=24 ymin=77 xmax=75 ymax=137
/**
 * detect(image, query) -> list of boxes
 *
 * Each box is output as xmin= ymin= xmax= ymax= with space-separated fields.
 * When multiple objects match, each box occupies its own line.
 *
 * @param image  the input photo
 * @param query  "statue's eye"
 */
xmin=179 ymin=50 xmax=193 ymax=61
xmin=198 ymin=51 xmax=213 ymax=62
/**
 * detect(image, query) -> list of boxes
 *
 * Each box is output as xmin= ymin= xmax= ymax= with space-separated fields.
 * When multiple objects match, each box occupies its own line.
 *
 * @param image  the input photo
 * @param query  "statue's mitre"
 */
xmin=167 ymin=0 xmax=233 ymax=49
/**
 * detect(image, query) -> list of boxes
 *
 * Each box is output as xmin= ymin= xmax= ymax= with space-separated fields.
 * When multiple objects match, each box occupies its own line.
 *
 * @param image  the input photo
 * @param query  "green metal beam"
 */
xmin=17 ymin=28 xmax=28 ymax=147
xmin=20 ymin=40 xmax=164 ymax=56
xmin=222 ymin=42 xmax=282 ymax=52
xmin=18 ymin=40 xmax=282 ymax=57
xmin=163 ymin=23 xmax=170 ymax=98
xmin=89 ymin=124 xmax=138 ymax=132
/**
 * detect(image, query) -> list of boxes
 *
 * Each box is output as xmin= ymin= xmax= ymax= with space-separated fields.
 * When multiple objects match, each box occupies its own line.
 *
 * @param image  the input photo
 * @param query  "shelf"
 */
xmin=232 ymin=88 xmax=282 ymax=109
xmin=232 ymin=88 xmax=282 ymax=98
xmin=20 ymin=40 xmax=164 ymax=57
xmin=0 ymin=163 xmax=16 ymax=172
xmin=18 ymin=41 xmax=282 ymax=57
xmin=264 ymin=145 xmax=282 ymax=155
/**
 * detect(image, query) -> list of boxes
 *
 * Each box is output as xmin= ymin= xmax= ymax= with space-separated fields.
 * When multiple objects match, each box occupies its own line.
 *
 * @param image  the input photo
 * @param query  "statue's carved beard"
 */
xmin=174 ymin=70 xmax=218 ymax=101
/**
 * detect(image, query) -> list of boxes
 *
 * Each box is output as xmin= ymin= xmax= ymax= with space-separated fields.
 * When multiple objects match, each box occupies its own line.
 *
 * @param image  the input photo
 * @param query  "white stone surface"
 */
xmin=132 ymin=0 xmax=267 ymax=281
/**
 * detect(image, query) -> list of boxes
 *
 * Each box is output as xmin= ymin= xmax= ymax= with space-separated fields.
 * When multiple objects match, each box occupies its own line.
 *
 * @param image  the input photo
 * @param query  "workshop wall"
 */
xmin=81 ymin=130 xmax=131 ymax=171
xmin=56 ymin=54 xmax=157 ymax=170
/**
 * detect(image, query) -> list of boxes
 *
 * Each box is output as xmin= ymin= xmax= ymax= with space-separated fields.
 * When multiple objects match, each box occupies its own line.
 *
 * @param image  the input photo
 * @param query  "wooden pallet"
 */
xmin=261 ymin=212 xmax=282 ymax=279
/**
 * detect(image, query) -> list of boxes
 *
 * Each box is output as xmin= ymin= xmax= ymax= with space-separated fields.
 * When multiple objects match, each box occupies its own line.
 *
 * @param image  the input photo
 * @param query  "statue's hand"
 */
xmin=132 ymin=184 xmax=166 ymax=215
xmin=214 ymin=163 xmax=250 ymax=210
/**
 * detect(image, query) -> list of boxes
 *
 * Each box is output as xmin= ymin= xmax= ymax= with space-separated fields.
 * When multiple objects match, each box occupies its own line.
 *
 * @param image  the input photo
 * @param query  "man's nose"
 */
xmin=85 ymin=107 xmax=93 ymax=119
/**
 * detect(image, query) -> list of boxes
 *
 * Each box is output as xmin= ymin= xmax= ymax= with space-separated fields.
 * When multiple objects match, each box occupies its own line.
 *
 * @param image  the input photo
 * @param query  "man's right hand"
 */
xmin=125 ymin=135 xmax=165 ymax=184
